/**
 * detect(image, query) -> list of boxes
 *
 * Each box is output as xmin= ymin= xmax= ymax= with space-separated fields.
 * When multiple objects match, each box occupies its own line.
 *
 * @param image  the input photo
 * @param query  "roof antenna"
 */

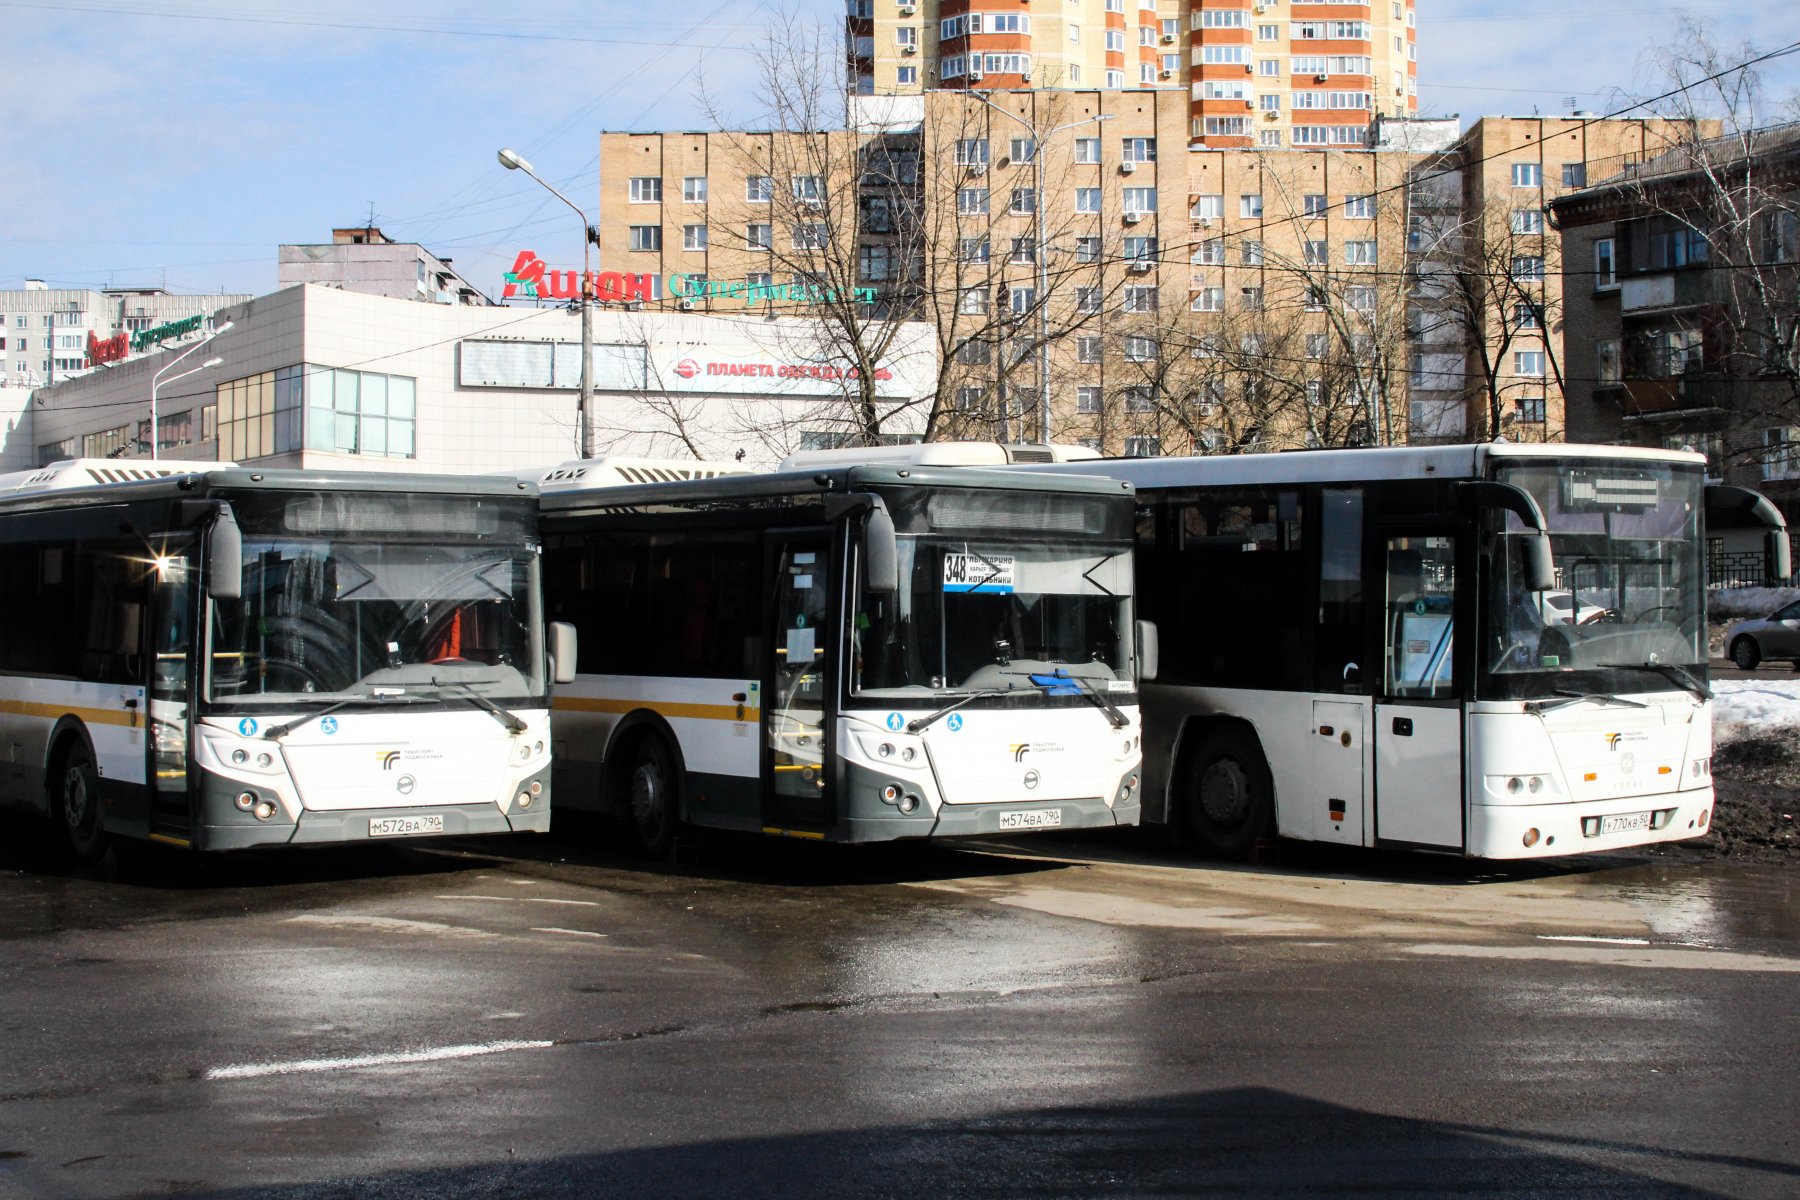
xmin=365 ymin=201 xmax=376 ymax=238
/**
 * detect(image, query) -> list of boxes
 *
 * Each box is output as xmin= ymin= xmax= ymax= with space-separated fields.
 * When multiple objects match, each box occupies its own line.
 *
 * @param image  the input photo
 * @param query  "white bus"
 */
xmin=0 ymin=460 xmax=573 ymax=860
xmin=534 ymin=453 xmax=1148 ymax=851
xmin=1039 ymin=443 xmax=1789 ymax=859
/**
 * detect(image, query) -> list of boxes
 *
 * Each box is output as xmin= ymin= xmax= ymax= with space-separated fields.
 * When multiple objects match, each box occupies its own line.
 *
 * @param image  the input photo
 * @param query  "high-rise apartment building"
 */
xmin=846 ymin=0 xmax=1416 ymax=150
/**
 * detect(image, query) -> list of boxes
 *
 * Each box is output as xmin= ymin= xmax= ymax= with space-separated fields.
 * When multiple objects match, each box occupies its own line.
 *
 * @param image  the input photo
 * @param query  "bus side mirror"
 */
xmin=206 ymin=507 xmax=242 ymax=600
xmin=864 ymin=500 xmax=898 ymax=595
xmin=1523 ymin=531 xmax=1557 ymax=593
xmin=1136 ymin=620 xmax=1159 ymax=683
xmin=1771 ymin=530 xmax=1792 ymax=583
xmin=549 ymin=621 xmax=578 ymax=685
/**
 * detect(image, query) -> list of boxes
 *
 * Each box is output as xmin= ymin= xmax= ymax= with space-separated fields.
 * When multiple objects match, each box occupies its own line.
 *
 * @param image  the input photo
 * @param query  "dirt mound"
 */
xmin=1687 ymin=731 xmax=1800 ymax=862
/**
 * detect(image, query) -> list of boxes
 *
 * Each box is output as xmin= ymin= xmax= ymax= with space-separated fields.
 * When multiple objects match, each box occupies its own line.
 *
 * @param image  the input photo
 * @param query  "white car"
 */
xmin=1535 ymin=589 xmax=1614 ymax=626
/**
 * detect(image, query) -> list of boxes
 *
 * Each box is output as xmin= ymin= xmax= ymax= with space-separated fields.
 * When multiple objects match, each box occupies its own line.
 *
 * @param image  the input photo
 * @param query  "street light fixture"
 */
xmin=498 ymin=146 xmax=598 ymax=459
xmin=149 ymin=320 xmax=232 ymax=460
xmin=970 ymin=95 xmax=1114 ymax=445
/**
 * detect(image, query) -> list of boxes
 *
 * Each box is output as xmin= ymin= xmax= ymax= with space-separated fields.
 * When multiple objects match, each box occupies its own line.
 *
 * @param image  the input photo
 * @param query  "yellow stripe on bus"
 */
xmin=148 ymin=833 xmax=192 ymax=848
xmin=552 ymin=696 xmax=758 ymax=723
xmin=0 ymin=699 xmax=139 ymax=728
xmin=761 ymin=827 xmax=827 ymax=840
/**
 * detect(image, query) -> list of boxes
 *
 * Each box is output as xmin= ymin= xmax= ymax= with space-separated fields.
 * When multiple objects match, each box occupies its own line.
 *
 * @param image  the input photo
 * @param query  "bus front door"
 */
xmin=1373 ymin=533 xmax=1464 ymax=850
xmin=763 ymin=536 xmax=834 ymax=833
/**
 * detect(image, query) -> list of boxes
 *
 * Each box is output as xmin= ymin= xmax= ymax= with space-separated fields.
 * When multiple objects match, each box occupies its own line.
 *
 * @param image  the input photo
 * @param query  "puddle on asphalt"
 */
xmin=1573 ymin=861 xmax=1800 ymax=952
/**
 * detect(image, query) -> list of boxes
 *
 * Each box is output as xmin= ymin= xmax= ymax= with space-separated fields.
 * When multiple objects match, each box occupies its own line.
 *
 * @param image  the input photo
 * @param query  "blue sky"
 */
xmin=0 ymin=1 xmax=1793 ymax=301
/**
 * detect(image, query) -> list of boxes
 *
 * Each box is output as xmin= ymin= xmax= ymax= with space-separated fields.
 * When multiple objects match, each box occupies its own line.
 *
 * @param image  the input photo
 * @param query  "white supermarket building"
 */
xmin=3 ymin=282 xmax=937 ymax=474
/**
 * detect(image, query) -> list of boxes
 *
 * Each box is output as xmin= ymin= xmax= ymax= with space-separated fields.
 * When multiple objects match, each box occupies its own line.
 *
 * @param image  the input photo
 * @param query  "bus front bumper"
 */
xmin=1469 ymin=786 xmax=1714 ymax=859
xmin=839 ymin=793 xmax=1140 ymax=843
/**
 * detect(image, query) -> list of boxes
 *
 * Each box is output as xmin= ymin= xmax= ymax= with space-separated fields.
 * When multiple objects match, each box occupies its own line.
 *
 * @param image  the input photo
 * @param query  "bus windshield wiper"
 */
xmin=1599 ymin=661 xmax=1712 ymax=704
xmin=1030 ymin=668 xmax=1129 ymax=729
xmin=261 ymin=693 xmax=427 ymax=740
xmin=1525 ymin=689 xmax=1650 ymax=716
xmin=433 ymin=677 xmax=529 ymax=733
xmin=907 ymin=688 xmax=1013 ymax=734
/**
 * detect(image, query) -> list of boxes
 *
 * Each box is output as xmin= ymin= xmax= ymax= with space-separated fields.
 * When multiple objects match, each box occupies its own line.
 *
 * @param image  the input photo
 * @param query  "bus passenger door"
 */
xmin=147 ymin=543 xmax=196 ymax=842
xmin=763 ymin=535 xmax=834 ymax=832
xmin=1373 ymin=534 xmax=1464 ymax=850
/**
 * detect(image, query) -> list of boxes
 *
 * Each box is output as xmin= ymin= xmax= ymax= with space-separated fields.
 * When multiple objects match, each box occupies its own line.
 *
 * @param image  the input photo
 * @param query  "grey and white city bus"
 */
xmin=533 ymin=453 xmax=1148 ymax=852
xmin=1039 ymin=443 xmax=1788 ymax=860
xmin=0 ymin=460 xmax=570 ymax=859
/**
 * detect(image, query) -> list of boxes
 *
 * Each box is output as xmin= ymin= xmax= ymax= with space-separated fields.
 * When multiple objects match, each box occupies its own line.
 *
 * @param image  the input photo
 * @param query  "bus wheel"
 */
xmin=53 ymin=741 xmax=108 ymax=865
xmin=625 ymin=736 xmax=680 ymax=859
xmin=1179 ymin=727 xmax=1273 ymax=860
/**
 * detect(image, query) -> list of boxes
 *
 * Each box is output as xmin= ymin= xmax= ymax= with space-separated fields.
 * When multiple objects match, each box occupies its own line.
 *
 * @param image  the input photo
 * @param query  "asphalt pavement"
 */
xmin=0 ymin=820 xmax=1795 ymax=1199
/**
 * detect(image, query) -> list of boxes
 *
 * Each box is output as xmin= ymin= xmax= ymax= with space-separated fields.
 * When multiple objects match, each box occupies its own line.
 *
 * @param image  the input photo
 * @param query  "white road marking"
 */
xmin=532 ymin=927 xmax=610 ymax=939
xmin=206 ymin=1039 xmax=554 ymax=1081
xmin=1408 ymin=942 xmax=1800 ymax=972
xmin=1537 ymin=934 xmax=1653 ymax=946
xmin=284 ymin=915 xmax=494 ymax=939
xmin=435 ymin=895 xmax=600 ymax=907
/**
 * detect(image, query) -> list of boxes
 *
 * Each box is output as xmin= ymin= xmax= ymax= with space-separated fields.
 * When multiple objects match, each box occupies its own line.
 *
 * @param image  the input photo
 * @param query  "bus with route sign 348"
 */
xmin=531 ymin=449 xmax=1152 ymax=852
xmin=0 ymin=460 xmax=575 ymax=860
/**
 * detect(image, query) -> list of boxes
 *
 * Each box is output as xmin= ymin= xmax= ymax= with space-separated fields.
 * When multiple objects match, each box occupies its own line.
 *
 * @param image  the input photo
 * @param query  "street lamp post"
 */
xmin=498 ymin=147 xmax=597 ymax=459
xmin=970 ymin=95 xmax=1114 ymax=445
xmin=149 ymin=320 xmax=232 ymax=460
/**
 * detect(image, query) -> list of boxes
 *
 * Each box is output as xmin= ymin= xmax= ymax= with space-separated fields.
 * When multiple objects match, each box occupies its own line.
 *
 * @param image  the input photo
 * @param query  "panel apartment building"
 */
xmin=0 ymin=281 xmax=248 ymax=390
xmin=846 ymin=0 xmax=1417 ymax=150
xmin=595 ymin=90 xmax=1703 ymax=454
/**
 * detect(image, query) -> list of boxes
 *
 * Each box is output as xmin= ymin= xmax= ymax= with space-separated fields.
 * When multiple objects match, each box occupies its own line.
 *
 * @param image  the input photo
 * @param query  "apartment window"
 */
xmin=682 ymin=176 xmax=707 ymax=203
xmin=959 ymin=287 xmax=989 ymax=314
xmin=1259 ymin=130 xmax=1282 ymax=148
xmin=1510 ymin=162 xmax=1542 ymax=188
xmin=1562 ymin=163 xmax=1587 ymax=188
xmin=1512 ymin=255 xmax=1545 ymax=281
xmin=629 ymin=177 xmax=662 ymax=203
xmin=1257 ymin=22 xmax=1280 ymax=39
xmin=1240 ymin=239 xmax=1264 ymax=266
xmin=1074 ymin=136 xmax=1101 ymax=164
xmin=1124 ymin=335 xmax=1157 ymax=363
xmin=1124 ymin=235 xmax=1158 ymax=262
xmin=1122 ymin=285 xmax=1158 ymax=312
xmin=1341 ymin=194 xmax=1372 ymax=219
xmin=1240 ymin=286 xmax=1264 ymax=310
xmin=629 ymin=225 xmax=661 ymax=252
xmin=1076 ymin=386 xmax=1103 ymax=414
xmin=896 ymin=25 xmax=917 ymax=47
xmin=1122 ymin=187 xmax=1156 ymax=215
xmin=1121 ymin=137 xmax=1157 ymax=164
xmin=792 ymin=223 xmax=829 ymax=250
xmin=1075 ymin=187 xmax=1102 ymax=214
xmin=1190 ymin=194 xmax=1223 ymax=220
xmin=1305 ymin=286 xmax=1327 ymax=312
xmin=1199 ymin=45 xmax=1248 ymax=64
xmin=747 ymin=175 xmax=773 ymax=202
xmin=1514 ymin=350 xmax=1546 ymax=377
xmin=1257 ymin=58 xmax=1280 ymax=76
xmin=1594 ymin=237 xmax=1617 ymax=288
xmin=1123 ymin=386 xmax=1155 ymax=413
xmin=1239 ymin=194 xmax=1263 ymax=219
xmin=955 ymin=386 xmax=983 ymax=412
xmin=745 ymin=223 xmax=772 ymax=250
xmin=1124 ymin=435 xmax=1160 ymax=458
xmin=1075 ymin=236 xmax=1101 ymax=262
xmin=957 ymin=187 xmax=990 ymax=215
xmin=791 ymin=175 xmax=824 ymax=202
xmin=1009 ymin=237 xmax=1038 ymax=265
xmin=855 ymin=245 xmax=890 ymax=282
xmin=1343 ymin=239 xmax=1378 ymax=265
xmin=956 ymin=339 xmax=991 ymax=365
xmin=1192 ymin=287 xmax=1224 ymax=312
xmin=1762 ymin=210 xmax=1799 ymax=262
xmin=1306 ymin=333 xmax=1328 ymax=358
xmin=1162 ymin=53 xmax=1181 ymax=74
xmin=1008 ymin=287 xmax=1036 ymax=315
xmin=955 ymin=139 xmax=990 ymax=171
xmin=1195 ymin=8 xmax=1249 ymax=28
xmin=1192 ymin=239 xmax=1225 ymax=266
xmin=897 ymin=65 xmax=917 ymax=85
xmin=1345 ymin=285 xmax=1377 ymax=312
xmin=1010 ymin=188 xmax=1037 ymax=215
xmin=1515 ymin=397 xmax=1546 ymax=423
xmin=957 ymin=237 xmax=990 ymax=263
xmin=1070 ymin=24 xmax=1082 ymax=43
xmin=1077 ymin=336 xmax=1103 ymax=363
xmin=1511 ymin=208 xmax=1545 ymax=235
xmin=1106 ymin=70 xmax=1124 ymax=88
xmin=1763 ymin=428 xmax=1799 ymax=480
xmin=1303 ymin=239 xmax=1328 ymax=265
xmin=1304 ymin=194 xmax=1329 ymax=217
xmin=1596 ymin=338 xmax=1621 ymax=385
xmin=1514 ymin=301 xmax=1542 ymax=330
xmin=677 ymin=225 xmax=705 ymax=252
xmin=1106 ymin=29 xmax=1126 ymax=51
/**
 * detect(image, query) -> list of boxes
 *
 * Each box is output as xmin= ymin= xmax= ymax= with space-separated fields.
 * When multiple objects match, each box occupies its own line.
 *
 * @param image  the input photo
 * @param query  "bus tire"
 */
xmin=622 ymin=734 xmax=680 ymax=859
xmin=52 ymin=738 xmax=108 ymax=865
xmin=1177 ymin=726 xmax=1273 ymax=861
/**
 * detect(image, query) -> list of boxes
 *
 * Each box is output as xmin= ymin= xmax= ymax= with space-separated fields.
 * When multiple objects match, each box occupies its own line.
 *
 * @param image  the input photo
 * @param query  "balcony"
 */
xmin=1619 ymin=375 xmax=1731 ymax=420
xmin=1619 ymin=270 xmax=1716 ymax=314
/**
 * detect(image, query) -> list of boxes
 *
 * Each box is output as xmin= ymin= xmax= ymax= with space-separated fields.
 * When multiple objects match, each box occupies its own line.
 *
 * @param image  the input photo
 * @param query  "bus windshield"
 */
xmin=206 ymin=491 xmax=543 ymax=706
xmin=1485 ymin=459 xmax=1706 ymax=689
xmin=851 ymin=537 xmax=1133 ymax=699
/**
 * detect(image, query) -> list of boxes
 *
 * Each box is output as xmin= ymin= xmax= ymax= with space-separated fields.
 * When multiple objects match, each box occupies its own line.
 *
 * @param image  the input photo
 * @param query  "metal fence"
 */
xmin=1708 ymin=542 xmax=1794 ymax=589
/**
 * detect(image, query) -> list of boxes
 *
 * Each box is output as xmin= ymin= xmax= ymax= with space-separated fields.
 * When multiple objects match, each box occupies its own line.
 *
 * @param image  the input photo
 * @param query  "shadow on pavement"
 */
xmin=126 ymin=1086 xmax=1786 ymax=1199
